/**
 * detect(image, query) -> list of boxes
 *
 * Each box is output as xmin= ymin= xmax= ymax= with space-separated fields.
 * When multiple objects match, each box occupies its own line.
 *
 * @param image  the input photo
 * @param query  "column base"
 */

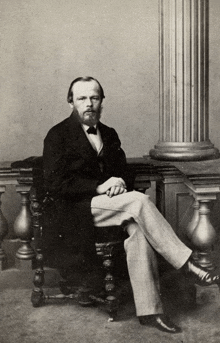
xmin=149 ymin=141 xmax=220 ymax=161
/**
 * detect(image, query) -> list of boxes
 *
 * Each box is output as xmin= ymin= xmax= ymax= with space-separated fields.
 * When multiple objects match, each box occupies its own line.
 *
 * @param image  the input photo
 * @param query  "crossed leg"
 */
xmin=91 ymin=190 xmax=192 ymax=316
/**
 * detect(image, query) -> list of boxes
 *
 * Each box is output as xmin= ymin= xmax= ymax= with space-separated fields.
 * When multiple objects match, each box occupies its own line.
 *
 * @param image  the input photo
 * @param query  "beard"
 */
xmin=72 ymin=106 xmax=102 ymax=126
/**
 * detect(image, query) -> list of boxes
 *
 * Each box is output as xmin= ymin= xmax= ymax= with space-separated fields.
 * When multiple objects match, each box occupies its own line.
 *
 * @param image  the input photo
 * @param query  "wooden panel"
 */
xmin=156 ymin=178 xmax=194 ymax=241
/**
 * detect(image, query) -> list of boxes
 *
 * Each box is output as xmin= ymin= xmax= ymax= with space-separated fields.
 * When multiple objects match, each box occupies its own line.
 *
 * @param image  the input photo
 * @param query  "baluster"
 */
xmin=186 ymin=200 xmax=200 ymax=261
xmin=0 ymin=186 xmax=8 ymax=270
xmin=191 ymin=200 xmax=216 ymax=270
xmin=191 ymin=200 xmax=219 ymax=305
xmin=187 ymin=200 xmax=200 ymax=239
xmin=185 ymin=178 xmax=220 ymax=305
xmin=14 ymin=185 xmax=35 ymax=263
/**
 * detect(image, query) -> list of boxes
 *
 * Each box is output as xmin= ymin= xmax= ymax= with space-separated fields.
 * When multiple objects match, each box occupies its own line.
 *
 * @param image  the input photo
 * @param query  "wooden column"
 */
xmin=150 ymin=0 xmax=219 ymax=161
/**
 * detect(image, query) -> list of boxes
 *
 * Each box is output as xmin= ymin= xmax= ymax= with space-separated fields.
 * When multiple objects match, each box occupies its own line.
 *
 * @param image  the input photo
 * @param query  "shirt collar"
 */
xmin=82 ymin=124 xmax=97 ymax=132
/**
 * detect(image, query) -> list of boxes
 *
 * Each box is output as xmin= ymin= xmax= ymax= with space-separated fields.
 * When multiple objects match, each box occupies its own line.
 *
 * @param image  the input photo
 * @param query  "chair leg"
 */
xmin=102 ymin=243 xmax=119 ymax=321
xmin=31 ymin=253 xmax=45 ymax=307
xmin=105 ymin=296 xmax=119 ymax=322
xmin=30 ymin=189 xmax=45 ymax=307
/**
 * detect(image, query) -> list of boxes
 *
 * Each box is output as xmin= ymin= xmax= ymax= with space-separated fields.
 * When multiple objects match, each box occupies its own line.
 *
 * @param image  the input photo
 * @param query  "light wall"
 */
xmin=1 ymin=0 xmax=220 ymax=159
xmin=1 ymin=0 xmax=159 ymax=161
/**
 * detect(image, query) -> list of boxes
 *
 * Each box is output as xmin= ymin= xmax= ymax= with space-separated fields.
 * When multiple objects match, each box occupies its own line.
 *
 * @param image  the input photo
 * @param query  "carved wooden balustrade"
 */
xmin=0 ymin=158 xmax=162 ymax=269
xmin=0 ymin=163 xmax=33 ymax=269
xmin=1 ymin=157 xmax=220 ymax=269
xmin=144 ymin=157 xmax=220 ymax=270
xmin=1 ymin=157 xmax=220 ymax=308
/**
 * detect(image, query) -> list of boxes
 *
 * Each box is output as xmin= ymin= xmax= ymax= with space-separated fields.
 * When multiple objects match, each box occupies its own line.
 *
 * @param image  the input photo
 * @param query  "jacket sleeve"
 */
xmin=43 ymin=129 xmax=99 ymax=198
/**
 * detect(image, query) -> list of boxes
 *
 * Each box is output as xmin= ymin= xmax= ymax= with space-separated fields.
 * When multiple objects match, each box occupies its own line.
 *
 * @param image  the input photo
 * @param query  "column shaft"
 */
xmin=150 ymin=0 xmax=219 ymax=161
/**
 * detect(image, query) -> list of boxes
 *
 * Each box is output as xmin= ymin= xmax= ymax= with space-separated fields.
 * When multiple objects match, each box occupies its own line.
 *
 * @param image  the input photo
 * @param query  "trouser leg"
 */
xmin=124 ymin=222 xmax=163 ymax=316
xmin=91 ymin=191 xmax=192 ymax=269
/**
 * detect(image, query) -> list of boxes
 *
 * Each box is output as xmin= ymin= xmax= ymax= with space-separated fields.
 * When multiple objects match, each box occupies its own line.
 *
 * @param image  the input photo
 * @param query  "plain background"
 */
xmin=1 ymin=0 xmax=220 ymax=161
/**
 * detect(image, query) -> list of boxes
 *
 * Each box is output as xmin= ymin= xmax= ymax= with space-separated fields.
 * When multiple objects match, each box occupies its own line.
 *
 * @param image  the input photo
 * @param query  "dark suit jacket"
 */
xmin=43 ymin=113 xmax=133 ymax=269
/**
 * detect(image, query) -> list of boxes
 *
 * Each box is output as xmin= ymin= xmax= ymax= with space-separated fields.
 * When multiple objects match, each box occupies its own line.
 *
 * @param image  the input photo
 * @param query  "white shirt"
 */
xmin=82 ymin=124 xmax=103 ymax=155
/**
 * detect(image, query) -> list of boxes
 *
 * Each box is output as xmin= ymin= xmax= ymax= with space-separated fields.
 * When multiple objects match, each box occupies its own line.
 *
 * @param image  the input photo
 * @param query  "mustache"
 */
xmin=72 ymin=106 xmax=103 ymax=118
xmin=84 ymin=107 xmax=103 ymax=115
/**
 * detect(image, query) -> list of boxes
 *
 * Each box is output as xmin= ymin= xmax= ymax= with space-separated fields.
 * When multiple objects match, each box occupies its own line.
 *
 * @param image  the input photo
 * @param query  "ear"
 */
xmin=69 ymin=102 xmax=74 ymax=109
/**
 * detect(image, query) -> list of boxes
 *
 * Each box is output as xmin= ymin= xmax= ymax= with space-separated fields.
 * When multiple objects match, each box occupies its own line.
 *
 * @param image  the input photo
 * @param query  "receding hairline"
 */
xmin=72 ymin=79 xmax=101 ymax=92
xmin=67 ymin=76 xmax=105 ymax=103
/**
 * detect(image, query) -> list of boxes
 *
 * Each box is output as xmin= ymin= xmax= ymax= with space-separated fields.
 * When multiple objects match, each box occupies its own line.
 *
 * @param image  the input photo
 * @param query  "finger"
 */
xmin=110 ymin=186 xmax=122 ymax=197
xmin=113 ymin=186 xmax=121 ymax=196
xmin=118 ymin=187 xmax=127 ymax=195
xmin=115 ymin=181 xmax=125 ymax=189
xmin=118 ymin=178 xmax=126 ymax=187
xmin=109 ymin=186 xmax=116 ymax=198
xmin=118 ymin=187 xmax=126 ymax=194
xmin=111 ymin=187 xmax=126 ymax=197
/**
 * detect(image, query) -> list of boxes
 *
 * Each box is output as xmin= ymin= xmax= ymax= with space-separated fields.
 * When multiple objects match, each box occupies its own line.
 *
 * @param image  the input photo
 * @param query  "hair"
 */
xmin=67 ymin=76 xmax=105 ymax=103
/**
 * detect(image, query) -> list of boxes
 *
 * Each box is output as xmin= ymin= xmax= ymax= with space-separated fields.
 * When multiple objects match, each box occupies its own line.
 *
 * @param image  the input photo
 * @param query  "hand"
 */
xmin=106 ymin=186 xmax=127 ymax=198
xmin=96 ymin=177 xmax=126 ymax=195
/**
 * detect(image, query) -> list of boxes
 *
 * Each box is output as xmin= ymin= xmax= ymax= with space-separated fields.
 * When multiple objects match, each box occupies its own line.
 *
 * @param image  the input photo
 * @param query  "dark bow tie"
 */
xmin=87 ymin=126 xmax=97 ymax=135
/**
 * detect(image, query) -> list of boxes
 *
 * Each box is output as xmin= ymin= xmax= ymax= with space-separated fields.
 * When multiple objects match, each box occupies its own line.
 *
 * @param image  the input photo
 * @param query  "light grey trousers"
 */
xmin=91 ymin=190 xmax=192 ymax=316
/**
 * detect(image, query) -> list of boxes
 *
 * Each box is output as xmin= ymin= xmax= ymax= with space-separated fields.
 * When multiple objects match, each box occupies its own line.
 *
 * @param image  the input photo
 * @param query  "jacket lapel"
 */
xmin=98 ymin=122 xmax=111 ymax=155
xmin=67 ymin=113 xmax=98 ymax=160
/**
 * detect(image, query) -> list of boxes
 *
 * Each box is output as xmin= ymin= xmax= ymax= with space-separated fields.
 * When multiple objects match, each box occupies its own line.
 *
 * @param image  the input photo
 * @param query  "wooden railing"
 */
xmin=1 ymin=157 xmax=220 ymax=279
xmin=0 ymin=158 xmax=162 ymax=271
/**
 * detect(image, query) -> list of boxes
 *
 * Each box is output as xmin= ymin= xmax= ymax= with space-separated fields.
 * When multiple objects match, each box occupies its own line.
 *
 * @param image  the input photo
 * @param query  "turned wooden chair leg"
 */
xmin=102 ymin=243 xmax=119 ymax=321
xmin=31 ymin=252 xmax=45 ymax=307
xmin=30 ymin=188 xmax=45 ymax=307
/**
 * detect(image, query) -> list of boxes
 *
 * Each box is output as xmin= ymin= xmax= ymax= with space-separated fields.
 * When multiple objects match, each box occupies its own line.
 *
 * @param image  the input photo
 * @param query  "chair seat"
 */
xmin=95 ymin=225 xmax=128 ymax=243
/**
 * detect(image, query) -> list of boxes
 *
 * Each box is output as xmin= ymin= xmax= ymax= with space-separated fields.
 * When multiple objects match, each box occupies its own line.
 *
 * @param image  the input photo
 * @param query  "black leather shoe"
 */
xmin=184 ymin=258 xmax=220 ymax=286
xmin=139 ymin=314 xmax=182 ymax=334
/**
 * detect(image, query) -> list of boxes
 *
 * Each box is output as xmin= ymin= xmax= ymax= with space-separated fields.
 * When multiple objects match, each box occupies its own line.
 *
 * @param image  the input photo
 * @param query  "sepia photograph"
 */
xmin=1 ymin=0 xmax=220 ymax=342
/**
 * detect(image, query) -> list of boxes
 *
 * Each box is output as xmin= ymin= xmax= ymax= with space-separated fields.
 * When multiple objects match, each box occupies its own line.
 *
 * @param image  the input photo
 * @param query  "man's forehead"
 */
xmin=72 ymin=80 xmax=100 ymax=95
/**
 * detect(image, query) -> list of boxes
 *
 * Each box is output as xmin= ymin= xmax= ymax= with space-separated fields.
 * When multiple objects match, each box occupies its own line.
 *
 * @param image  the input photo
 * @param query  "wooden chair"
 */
xmin=30 ymin=182 xmax=130 ymax=321
xmin=28 ymin=158 xmax=136 ymax=321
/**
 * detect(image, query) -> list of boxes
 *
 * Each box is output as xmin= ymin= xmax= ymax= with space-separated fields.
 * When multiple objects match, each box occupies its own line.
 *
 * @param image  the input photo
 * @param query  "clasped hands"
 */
xmin=96 ymin=177 xmax=127 ymax=198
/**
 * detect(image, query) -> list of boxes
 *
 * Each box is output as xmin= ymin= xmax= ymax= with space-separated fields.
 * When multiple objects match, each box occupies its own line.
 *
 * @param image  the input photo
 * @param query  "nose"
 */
xmin=85 ymin=97 xmax=92 ymax=107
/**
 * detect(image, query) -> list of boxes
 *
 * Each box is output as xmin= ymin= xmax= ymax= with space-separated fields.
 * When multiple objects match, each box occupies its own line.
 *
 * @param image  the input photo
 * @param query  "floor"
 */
xmin=1 ymin=267 xmax=220 ymax=343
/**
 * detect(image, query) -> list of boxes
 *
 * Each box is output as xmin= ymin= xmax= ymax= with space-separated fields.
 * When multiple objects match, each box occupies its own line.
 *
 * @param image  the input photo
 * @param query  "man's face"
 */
xmin=70 ymin=80 xmax=102 ymax=126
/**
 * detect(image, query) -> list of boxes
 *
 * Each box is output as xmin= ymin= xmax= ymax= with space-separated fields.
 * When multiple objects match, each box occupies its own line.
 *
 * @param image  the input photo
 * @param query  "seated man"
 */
xmin=43 ymin=76 xmax=219 ymax=334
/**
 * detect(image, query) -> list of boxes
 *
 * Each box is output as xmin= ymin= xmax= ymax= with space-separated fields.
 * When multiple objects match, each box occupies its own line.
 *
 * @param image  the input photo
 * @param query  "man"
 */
xmin=43 ymin=76 xmax=219 ymax=334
